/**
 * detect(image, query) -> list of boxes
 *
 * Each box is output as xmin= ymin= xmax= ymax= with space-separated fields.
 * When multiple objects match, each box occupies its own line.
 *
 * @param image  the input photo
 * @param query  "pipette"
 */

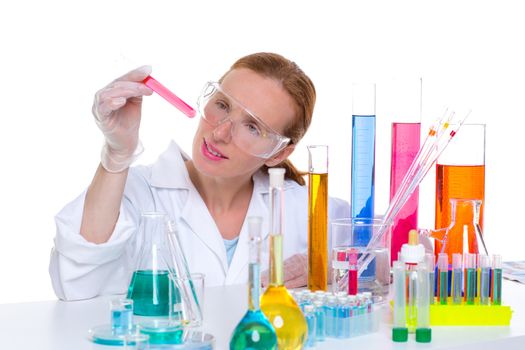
xmin=357 ymin=109 xmax=471 ymax=276
xmin=143 ymin=76 xmax=196 ymax=118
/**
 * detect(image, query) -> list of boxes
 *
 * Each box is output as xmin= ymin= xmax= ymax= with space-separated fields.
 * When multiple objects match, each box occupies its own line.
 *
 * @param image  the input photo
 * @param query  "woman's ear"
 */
xmin=264 ymin=144 xmax=296 ymax=167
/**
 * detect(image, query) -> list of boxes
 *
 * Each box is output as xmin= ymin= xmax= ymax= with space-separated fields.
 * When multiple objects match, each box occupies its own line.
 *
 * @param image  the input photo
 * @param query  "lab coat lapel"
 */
xmin=225 ymin=171 xmax=271 ymax=284
xmin=180 ymin=187 xmax=229 ymax=276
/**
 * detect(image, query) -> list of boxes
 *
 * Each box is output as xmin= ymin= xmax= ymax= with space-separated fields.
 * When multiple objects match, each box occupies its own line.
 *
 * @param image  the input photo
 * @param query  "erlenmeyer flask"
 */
xmin=127 ymin=212 xmax=180 ymax=317
xmin=420 ymin=199 xmax=488 ymax=261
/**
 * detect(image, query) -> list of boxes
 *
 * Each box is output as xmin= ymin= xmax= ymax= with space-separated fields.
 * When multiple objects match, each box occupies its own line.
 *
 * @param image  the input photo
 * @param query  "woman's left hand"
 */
xmin=261 ymin=253 xmax=308 ymax=289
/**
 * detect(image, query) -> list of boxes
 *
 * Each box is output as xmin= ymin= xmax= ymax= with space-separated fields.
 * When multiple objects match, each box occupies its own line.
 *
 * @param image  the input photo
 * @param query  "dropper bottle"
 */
xmin=260 ymin=168 xmax=307 ymax=350
xmin=230 ymin=217 xmax=277 ymax=350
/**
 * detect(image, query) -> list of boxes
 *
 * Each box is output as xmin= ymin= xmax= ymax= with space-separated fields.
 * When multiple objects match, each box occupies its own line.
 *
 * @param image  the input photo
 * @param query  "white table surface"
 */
xmin=1 ymin=280 xmax=524 ymax=350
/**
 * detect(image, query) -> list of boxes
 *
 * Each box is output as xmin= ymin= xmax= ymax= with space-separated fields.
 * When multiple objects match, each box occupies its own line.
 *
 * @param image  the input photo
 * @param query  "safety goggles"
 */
xmin=197 ymin=82 xmax=291 ymax=159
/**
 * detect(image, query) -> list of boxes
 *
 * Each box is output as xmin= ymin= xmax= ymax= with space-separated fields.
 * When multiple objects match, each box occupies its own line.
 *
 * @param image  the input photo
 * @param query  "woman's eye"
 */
xmin=215 ymin=100 xmax=229 ymax=111
xmin=246 ymin=123 xmax=262 ymax=136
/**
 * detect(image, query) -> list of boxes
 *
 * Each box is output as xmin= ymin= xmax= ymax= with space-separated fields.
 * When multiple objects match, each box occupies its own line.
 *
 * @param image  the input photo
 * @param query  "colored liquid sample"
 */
xmin=261 ymin=234 xmax=307 ymax=349
xmin=491 ymin=268 xmax=502 ymax=305
xmin=127 ymin=270 xmax=179 ymax=316
xmin=230 ymin=310 xmax=278 ymax=350
xmin=435 ymin=164 xmax=485 ymax=259
xmin=452 ymin=269 xmax=463 ymax=304
xmin=464 ymin=268 xmax=477 ymax=305
xmin=260 ymin=285 xmax=307 ymax=350
xmin=351 ymin=115 xmax=376 ymax=279
xmin=308 ymin=172 xmax=328 ymax=291
xmin=111 ymin=308 xmax=133 ymax=334
xmin=439 ymin=271 xmax=449 ymax=305
xmin=390 ymin=122 xmax=420 ymax=263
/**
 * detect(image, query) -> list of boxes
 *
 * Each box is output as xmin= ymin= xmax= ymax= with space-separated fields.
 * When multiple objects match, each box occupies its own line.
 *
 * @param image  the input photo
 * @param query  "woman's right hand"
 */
xmin=92 ymin=65 xmax=153 ymax=173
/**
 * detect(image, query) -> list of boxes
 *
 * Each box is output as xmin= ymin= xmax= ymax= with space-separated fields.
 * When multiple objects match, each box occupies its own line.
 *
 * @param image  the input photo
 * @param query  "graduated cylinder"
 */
xmin=308 ymin=145 xmax=329 ymax=291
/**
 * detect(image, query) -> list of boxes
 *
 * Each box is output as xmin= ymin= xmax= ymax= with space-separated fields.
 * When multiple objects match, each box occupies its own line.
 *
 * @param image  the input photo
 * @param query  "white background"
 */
xmin=1 ymin=0 xmax=524 ymax=303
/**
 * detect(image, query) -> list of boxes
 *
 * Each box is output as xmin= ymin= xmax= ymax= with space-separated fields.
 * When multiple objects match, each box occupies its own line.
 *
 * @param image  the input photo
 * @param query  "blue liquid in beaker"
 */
xmin=127 ymin=270 xmax=180 ymax=316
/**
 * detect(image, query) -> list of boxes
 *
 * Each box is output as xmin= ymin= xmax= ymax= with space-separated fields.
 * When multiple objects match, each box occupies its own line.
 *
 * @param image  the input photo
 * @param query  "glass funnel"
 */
xmin=260 ymin=168 xmax=307 ymax=350
xmin=230 ymin=217 xmax=277 ymax=350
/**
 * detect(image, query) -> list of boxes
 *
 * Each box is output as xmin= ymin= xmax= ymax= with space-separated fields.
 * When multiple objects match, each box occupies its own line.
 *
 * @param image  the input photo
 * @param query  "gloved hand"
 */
xmin=92 ymin=65 xmax=153 ymax=173
xmin=261 ymin=253 xmax=308 ymax=289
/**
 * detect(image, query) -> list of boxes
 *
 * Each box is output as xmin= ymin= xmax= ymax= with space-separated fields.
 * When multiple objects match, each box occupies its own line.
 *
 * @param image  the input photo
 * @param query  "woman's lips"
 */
xmin=202 ymin=139 xmax=228 ymax=160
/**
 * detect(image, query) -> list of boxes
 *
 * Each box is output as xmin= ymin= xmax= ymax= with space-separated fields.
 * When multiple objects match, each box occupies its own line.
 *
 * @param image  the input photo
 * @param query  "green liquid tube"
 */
xmin=464 ymin=253 xmax=477 ymax=305
xmin=452 ymin=254 xmax=463 ymax=304
xmin=438 ymin=253 xmax=448 ymax=305
xmin=491 ymin=255 xmax=503 ymax=305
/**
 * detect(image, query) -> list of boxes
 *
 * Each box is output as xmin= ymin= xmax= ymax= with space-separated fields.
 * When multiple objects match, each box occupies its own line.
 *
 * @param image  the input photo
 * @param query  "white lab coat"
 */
xmin=49 ymin=141 xmax=350 ymax=301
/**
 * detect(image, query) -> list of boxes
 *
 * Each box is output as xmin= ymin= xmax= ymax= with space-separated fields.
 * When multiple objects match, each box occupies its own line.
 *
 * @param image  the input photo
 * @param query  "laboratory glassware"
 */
xmin=357 ymin=109 xmax=470 ymax=277
xmin=452 ymin=253 xmax=463 ymax=304
xmin=143 ymin=76 xmax=196 ymax=118
xmin=416 ymin=263 xmax=432 ymax=343
xmin=389 ymin=78 xmax=422 ymax=264
xmin=127 ymin=212 xmax=179 ymax=317
xmin=331 ymin=218 xmax=391 ymax=294
xmin=304 ymin=304 xmax=317 ymax=347
xmin=399 ymin=230 xmax=425 ymax=333
xmin=420 ymin=198 xmax=488 ymax=261
xmin=478 ymin=254 xmax=491 ymax=305
xmin=260 ymin=168 xmax=307 ymax=350
xmin=230 ymin=217 xmax=278 ymax=350
xmin=425 ymin=253 xmax=436 ymax=304
xmin=491 ymin=254 xmax=503 ymax=305
xmin=392 ymin=261 xmax=408 ymax=342
xmin=464 ymin=253 xmax=477 ymax=305
xmin=437 ymin=253 xmax=448 ymax=305
xmin=165 ymin=220 xmax=203 ymax=327
xmin=435 ymin=124 xmax=486 ymax=258
xmin=308 ymin=145 xmax=329 ymax=292
xmin=351 ymin=83 xmax=376 ymax=278
xmin=390 ymin=121 xmax=421 ymax=264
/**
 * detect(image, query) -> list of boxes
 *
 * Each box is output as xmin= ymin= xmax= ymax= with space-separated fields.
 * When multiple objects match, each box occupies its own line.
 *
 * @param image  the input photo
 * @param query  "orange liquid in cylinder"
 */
xmin=435 ymin=164 xmax=485 ymax=259
xmin=308 ymin=173 xmax=328 ymax=291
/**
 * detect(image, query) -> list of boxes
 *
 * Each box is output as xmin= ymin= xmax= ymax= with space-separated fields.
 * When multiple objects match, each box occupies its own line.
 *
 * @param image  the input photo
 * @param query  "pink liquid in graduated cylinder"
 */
xmin=390 ymin=122 xmax=421 ymax=264
xmin=143 ymin=76 xmax=196 ymax=118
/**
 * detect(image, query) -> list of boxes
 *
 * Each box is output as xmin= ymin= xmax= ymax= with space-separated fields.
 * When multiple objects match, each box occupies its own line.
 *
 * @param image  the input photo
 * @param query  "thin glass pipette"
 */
xmin=357 ymin=110 xmax=471 ymax=276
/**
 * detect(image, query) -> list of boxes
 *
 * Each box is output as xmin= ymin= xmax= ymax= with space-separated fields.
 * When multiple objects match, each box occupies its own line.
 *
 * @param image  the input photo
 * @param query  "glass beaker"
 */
xmin=331 ymin=218 xmax=391 ymax=297
xmin=307 ymin=145 xmax=329 ymax=292
xmin=435 ymin=124 xmax=485 ymax=259
xmin=127 ymin=212 xmax=180 ymax=317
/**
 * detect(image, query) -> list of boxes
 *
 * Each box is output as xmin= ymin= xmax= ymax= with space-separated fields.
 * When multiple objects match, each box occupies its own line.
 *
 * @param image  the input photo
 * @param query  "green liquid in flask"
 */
xmin=127 ymin=270 xmax=180 ymax=316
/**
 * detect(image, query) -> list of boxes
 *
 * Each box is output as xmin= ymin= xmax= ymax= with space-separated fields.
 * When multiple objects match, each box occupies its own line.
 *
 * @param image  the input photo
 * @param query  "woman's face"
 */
xmin=191 ymin=68 xmax=296 ymax=181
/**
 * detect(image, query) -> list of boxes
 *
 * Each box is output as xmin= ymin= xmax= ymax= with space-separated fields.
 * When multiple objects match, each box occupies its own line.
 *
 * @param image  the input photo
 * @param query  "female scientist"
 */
xmin=49 ymin=52 xmax=349 ymax=300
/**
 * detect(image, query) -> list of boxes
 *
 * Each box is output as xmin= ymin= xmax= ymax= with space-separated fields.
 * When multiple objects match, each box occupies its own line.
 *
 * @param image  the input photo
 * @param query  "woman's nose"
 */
xmin=212 ymin=118 xmax=233 ymax=143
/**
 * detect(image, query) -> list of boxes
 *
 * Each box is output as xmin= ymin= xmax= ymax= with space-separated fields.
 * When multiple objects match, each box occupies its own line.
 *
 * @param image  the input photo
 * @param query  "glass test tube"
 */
xmin=348 ymin=249 xmax=358 ymax=295
xmin=425 ymin=253 xmax=435 ymax=304
xmin=491 ymin=254 xmax=503 ymax=305
xmin=143 ymin=76 xmax=196 ymax=118
xmin=351 ymin=82 xmax=376 ymax=279
xmin=392 ymin=261 xmax=408 ymax=342
xmin=313 ymin=300 xmax=326 ymax=341
xmin=416 ymin=263 xmax=432 ymax=343
xmin=464 ymin=253 xmax=477 ymax=305
xmin=479 ymin=255 xmax=491 ymax=305
xmin=438 ymin=253 xmax=449 ymax=305
xmin=452 ymin=253 xmax=463 ymax=304
xmin=308 ymin=145 xmax=329 ymax=291
xmin=324 ymin=295 xmax=337 ymax=337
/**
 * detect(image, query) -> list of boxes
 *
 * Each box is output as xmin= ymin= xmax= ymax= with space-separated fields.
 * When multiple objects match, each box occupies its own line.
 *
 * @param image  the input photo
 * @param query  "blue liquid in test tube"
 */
xmin=351 ymin=82 xmax=376 ymax=280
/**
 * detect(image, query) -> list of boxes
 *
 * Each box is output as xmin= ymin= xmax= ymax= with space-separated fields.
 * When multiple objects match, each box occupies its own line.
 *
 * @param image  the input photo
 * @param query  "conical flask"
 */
xmin=260 ymin=168 xmax=307 ymax=350
xmin=419 ymin=198 xmax=488 ymax=261
xmin=230 ymin=216 xmax=277 ymax=350
xmin=127 ymin=212 xmax=180 ymax=317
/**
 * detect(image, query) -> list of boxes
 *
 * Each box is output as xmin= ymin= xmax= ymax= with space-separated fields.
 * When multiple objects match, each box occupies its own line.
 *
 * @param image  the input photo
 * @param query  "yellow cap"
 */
xmin=408 ymin=229 xmax=419 ymax=245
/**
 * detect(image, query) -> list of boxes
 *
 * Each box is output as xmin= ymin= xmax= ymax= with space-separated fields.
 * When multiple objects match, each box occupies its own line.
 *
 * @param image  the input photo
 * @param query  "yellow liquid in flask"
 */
xmin=261 ymin=234 xmax=307 ymax=350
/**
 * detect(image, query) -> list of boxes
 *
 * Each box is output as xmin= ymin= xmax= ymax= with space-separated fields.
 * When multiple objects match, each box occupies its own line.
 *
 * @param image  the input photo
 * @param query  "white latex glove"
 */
xmin=261 ymin=253 xmax=308 ymax=289
xmin=92 ymin=65 xmax=153 ymax=173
